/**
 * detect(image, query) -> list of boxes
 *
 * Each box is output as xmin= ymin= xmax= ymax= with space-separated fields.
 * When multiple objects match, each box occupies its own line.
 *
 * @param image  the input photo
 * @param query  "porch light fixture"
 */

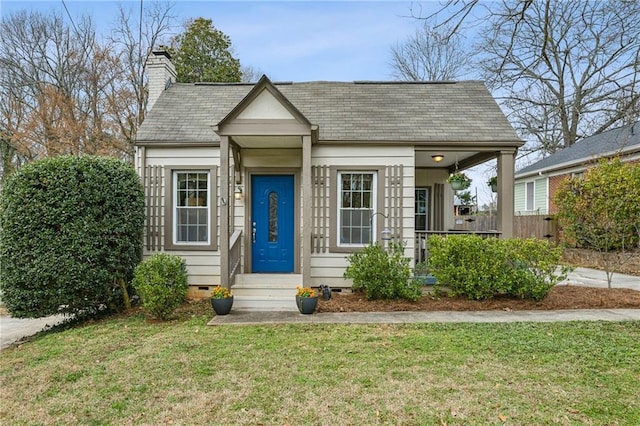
xmin=431 ymin=154 xmax=444 ymax=163
xmin=234 ymin=186 xmax=243 ymax=200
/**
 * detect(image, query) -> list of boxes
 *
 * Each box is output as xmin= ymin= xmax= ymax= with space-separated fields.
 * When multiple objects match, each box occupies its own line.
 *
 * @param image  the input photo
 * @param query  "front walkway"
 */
xmin=208 ymin=308 xmax=640 ymax=325
xmin=208 ymin=267 xmax=640 ymax=325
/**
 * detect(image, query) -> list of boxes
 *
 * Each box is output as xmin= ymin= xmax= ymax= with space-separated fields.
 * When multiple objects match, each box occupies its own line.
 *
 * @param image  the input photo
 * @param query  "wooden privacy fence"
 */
xmin=453 ymin=214 xmax=558 ymax=243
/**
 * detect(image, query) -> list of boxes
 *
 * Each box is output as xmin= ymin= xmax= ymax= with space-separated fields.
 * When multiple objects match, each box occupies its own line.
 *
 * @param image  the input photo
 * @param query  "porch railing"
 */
xmin=414 ymin=230 xmax=502 ymax=264
xmin=228 ymin=229 xmax=242 ymax=287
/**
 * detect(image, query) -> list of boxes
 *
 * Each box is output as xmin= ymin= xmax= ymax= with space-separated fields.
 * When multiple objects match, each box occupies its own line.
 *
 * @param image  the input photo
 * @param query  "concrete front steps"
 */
xmin=231 ymin=274 xmax=302 ymax=311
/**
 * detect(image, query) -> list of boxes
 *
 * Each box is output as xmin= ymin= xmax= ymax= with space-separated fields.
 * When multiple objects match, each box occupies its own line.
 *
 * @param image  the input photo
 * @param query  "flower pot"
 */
xmin=211 ymin=296 xmax=233 ymax=315
xmin=296 ymin=295 xmax=318 ymax=314
xmin=450 ymin=181 xmax=466 ymax=190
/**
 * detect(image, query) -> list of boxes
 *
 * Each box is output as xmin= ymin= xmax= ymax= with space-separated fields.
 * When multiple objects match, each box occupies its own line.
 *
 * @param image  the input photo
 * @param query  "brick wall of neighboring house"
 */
xmin=548 ymin=173 xmax=569 ymax=214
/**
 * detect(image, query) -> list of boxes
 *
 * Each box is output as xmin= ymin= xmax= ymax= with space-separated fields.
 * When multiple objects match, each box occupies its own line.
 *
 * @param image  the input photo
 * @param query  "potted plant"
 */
xmin=447 ymin=172 xmax=471 ymax=190
xmin=487 ymin=176 xmax=498 ymax=192
xmin=295 ymin=286 xmax=318 ymax=314
xmin=413 ymin=261 xmax=437 ymax=285
xmin=210 ymin=285 xmax=233 ymax=315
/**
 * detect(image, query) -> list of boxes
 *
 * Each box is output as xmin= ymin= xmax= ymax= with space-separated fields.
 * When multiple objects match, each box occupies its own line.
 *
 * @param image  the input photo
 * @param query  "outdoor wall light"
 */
xmin=431 ymin=154 xmax=444 ymax=162
xmin=234 ymin=186 xmax=243 ymax=200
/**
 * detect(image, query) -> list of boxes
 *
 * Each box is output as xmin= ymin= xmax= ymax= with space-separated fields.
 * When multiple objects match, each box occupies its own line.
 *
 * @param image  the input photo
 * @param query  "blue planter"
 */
xmin=211 ymin=296 xmax=233 ymax=315
xmin=415 ymin=274 xmax=437 ymax=285
xmin=296 ymin=295 xmax=318 ymax=314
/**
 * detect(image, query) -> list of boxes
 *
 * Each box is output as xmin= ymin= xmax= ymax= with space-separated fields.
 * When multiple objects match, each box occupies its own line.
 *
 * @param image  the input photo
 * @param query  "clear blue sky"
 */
xmin=1 ymin=0 xmax=447 ymax=81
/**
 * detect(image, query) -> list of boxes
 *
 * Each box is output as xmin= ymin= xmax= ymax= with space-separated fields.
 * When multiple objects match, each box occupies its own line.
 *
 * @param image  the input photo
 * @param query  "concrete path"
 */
xmin=560 ymin=267 xmax=640 ymax=290
xmin=1 ymin=268 xmax=638 ymax=349
xmin=208 ymin=308 xmax=640 ymax=326
xmin=0 ymin=314 xmax=67 ymax=351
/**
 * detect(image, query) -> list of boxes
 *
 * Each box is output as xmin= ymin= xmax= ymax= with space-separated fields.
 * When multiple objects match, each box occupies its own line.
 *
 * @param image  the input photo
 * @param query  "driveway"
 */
xmin=0 ymin=314 xmax=67 ymax=350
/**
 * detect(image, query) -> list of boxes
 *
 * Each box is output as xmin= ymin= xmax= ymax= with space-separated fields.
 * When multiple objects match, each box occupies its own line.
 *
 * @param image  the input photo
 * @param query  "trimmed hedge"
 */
xmin=344 ymin=241 xmax=422 ymax=301
xmin=0 ymin=155 xmax=145 ymax=318
xmin=427 ymin=235 xmax=570 ymax=301
xmin=131 ymin=254 xmax=188 ymax=320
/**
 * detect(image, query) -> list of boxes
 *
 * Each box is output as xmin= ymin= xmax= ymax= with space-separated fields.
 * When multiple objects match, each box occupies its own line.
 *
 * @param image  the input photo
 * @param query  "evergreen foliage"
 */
xmin=0 ymin=155 xmax=145 ymax=318
xmin=168 ymin=17 xmax=242 ymax=83
xmin=344 ymin=241 xmax=422 ymax=301
xmin=427 ymin=235 xmax=569 ymax=301
xmin=131 ymin=253 xmax=188 ymax=320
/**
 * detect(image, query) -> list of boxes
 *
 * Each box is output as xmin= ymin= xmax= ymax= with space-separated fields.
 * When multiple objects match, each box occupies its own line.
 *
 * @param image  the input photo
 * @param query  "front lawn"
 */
xmin=1 ymin=309 xmax=639 ymax=425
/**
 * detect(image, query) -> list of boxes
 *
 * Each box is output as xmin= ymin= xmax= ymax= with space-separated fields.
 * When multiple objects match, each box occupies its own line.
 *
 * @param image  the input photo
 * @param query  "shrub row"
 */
xmin=427 ymin=235 xmax=570 ymax=301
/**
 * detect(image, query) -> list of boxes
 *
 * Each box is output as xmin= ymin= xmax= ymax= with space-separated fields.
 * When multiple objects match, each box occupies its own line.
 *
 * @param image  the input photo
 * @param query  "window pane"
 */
xmin=342 ymin=174 xmax=351 ymax=190
xmin=352 ymin=192 xmax=361 ymax=208
xmin=362 ymin=175 xmax=372 ymax=190
xmin=269 ymin=191 xmax=278 ymax=242
xmin=342 ymin=192 xmax=351 ymax=208
xmin=341 ymin=210 xmax=351 ymax=226
xmin=362 ymin=191 xmax=371 ymax=208
xmin=526 ymin=182 xmax=534 ymax=210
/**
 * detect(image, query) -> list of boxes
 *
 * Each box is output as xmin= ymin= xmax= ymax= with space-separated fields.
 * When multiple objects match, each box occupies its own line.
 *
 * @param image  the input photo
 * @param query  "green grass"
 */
xmin=1 ymin=308 xmax=639 ymax=425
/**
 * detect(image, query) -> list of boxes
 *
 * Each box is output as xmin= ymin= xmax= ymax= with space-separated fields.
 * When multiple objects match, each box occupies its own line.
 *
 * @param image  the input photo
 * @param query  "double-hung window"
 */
xmin=339 ymin=171 xmax=376 ymax=245
xmin=175 ymin=172 xmax=209 ymax=243
xmin=329 ymin=166 xmax=384 ymax=253
xmin=164 ymin=167 xmax=217 ymax=251
xmin=525 ymin=181 xmax=535 ymax=211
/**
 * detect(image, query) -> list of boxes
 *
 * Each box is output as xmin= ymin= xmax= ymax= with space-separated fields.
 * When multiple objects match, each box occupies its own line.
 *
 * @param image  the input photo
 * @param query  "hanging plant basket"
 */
xmin=447 ymin=172 xmax=471 ymax=190
xmin=488 ymin=176 xmax=498 ymax=193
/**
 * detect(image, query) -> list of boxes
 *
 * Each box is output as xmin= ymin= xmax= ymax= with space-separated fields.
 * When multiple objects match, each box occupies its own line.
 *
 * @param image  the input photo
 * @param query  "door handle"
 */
xmin=252 ymin=221 xmax=257 ymax=243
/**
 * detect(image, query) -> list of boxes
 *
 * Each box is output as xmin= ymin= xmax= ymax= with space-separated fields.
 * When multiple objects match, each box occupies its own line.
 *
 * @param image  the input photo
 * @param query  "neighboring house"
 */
xmin=135 ymin=51 xmax=523 ymax=304
xmin=514 ymin=122 xmax=640 ymax=215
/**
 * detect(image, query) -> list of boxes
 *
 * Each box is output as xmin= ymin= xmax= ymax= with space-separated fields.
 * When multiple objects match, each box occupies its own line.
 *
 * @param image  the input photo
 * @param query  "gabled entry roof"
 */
xmin=136 ymin=77 xmax=522 ymax=147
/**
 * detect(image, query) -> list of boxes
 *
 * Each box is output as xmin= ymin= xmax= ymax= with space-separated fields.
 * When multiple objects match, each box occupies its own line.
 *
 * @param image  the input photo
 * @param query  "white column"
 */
xmin=302 ymin=135 xmax=312 ymax=285
xmin=220 ymin=136 xmax=230 ymax=287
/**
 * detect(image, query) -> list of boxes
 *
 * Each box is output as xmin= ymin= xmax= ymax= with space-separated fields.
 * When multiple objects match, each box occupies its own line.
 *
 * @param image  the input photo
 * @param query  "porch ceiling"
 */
xmin=415 ymin=150 xmax=477 ymax=168
xmin=231 ymin=135 xmax=301 ymax=148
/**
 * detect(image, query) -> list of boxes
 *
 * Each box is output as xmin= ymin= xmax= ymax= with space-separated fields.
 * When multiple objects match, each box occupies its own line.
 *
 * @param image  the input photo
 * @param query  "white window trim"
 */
xmin=173 ymin=170 xmax=211 ymax=246
xmin=336 ymin=170 xmax=378 ymax=247
xmin=164 ymin=165 xmax=218 ymax=251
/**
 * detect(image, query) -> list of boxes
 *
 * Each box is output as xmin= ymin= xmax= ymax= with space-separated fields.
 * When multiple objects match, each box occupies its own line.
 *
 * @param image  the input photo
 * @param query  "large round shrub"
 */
xmin=555 ymin=158 xmax=640 ymax=250
xmin=0 ymin=155 xmax=145 ymax=318
xmin=131 ymin=254 xmax=188 ymax=320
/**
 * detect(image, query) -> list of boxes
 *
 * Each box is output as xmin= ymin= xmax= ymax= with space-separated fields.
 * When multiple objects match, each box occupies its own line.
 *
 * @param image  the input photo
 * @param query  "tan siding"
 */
xmin=310 ymin=145 xmax=415 ymax=287
xmin=142 ymin=147 xmax=222 ymax=287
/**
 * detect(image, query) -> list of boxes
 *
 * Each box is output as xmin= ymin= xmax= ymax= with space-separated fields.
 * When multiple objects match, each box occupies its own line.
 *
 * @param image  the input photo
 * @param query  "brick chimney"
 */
xmin=146 ymin=49 xmax=177 ymax=112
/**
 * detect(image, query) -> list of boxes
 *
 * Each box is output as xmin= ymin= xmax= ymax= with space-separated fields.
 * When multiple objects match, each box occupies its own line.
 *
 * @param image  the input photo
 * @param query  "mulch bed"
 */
xmin=316 ymin=285 xmax=640 ymax=313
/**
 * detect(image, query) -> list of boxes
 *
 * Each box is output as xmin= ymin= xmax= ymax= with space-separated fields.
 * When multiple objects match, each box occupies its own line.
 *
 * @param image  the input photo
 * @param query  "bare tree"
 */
xmin=0 ymin=11 xmax=122 ymax=163
xmin=390 ymin=23 xmax=469 ymax=81
xmin=415 ymin=0 xmax=640 ymax=155
xmin=241 ymin=65 xmax=265 ymax=83
xmin=109 ymin=1 xmax=175 ymax=151
xmin=0 ymin=4 xmax=175 ymax=179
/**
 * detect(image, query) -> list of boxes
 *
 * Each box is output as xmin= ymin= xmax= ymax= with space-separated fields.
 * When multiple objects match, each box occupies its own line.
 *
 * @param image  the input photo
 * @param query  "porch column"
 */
xmin=497 ymin=150 xmax=516 ymax=238
xmin=302 ymin=135 xmax=312 ymax=285
xmin=220 ymin=135 xmax=230 ymax=287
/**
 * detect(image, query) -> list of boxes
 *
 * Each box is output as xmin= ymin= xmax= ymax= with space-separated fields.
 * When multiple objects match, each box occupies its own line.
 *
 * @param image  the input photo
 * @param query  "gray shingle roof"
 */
xmin=515 ymin=122 xmax=640 ymax=177
xmin=136 ymin=80 xmax=521 ymax=144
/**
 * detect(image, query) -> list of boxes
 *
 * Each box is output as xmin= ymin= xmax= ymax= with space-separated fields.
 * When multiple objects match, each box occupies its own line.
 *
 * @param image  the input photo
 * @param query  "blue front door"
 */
xmin=251 ymin=175 xmax=295 ymax=273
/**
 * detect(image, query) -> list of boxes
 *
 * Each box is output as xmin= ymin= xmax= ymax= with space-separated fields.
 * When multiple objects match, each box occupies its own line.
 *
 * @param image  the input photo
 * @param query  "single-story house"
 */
xmin=135 ymin=51 xmax=523 ymax=308
xmin=514 ymin=122 xmax=640 ymax=215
